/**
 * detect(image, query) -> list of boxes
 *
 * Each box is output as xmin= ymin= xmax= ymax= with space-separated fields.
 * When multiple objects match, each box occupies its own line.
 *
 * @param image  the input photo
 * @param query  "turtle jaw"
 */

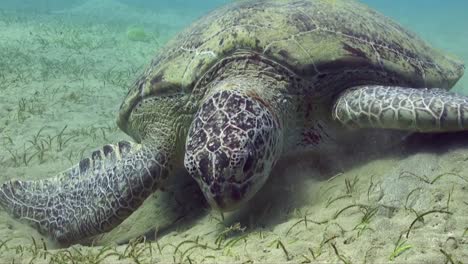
xmin=186 ymin=142 xmax=269 ymax=212
xmin=190 ymin=152 xmax=269 ymax=212
xmin=203 ymin=179 xmax=254 ymax=212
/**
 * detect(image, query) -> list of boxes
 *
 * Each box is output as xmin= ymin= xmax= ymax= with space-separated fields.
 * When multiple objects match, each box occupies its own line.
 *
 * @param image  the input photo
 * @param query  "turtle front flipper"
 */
xmin=0 ymin=140 xmax=168 ymax=243
xmin=333 ymin=85 xmax=468 ymax=132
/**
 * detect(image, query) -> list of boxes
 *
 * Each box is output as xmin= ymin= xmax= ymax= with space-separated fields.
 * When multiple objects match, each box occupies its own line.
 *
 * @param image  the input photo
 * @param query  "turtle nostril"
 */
xmin=242 ymin=152 xmax=255 ymax=173
xmin=198 ymin=157 xmax=210 ymax=177
xmin=210 ymin=182 xmax=222 ymax=195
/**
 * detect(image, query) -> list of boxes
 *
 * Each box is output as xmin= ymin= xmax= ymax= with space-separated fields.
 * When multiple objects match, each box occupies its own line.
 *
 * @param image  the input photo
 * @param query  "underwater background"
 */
xmin=0 ymin=0 xmax=467 ymax=263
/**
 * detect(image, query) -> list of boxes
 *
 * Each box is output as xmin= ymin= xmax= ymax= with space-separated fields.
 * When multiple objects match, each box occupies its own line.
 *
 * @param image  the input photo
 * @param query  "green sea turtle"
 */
xmin=0 ymin=0 xmax=465 ymax=243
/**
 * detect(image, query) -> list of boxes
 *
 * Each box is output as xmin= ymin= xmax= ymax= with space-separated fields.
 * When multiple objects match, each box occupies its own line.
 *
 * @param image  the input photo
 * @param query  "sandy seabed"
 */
xmin=0 ymin=1 xmax=467 ymax=263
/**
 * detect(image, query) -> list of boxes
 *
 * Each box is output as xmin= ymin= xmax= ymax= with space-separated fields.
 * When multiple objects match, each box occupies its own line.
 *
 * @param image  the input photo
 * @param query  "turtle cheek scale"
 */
xmin=184 ymin=90 xmax=281 ymax=211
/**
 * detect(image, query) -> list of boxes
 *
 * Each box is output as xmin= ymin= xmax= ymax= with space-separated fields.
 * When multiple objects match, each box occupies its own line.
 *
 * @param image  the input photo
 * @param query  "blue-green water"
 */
xmin=364 ymin=1 xmax=468 ymax=92
xmin=1 ymin=0 xmax=465 ymax=88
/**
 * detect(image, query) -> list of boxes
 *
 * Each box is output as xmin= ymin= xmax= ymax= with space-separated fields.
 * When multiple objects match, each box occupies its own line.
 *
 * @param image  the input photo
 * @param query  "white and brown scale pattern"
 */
xmin=185 ymin=88 xmax=282 ymax=210
xmin=334 ymin=85 xmax=468 ymax=132
xmin=0 ymin=141 xmax=168 ymax=242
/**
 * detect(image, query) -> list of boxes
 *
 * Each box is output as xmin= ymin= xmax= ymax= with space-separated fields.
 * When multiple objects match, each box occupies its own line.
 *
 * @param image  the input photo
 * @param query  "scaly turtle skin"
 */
xmin=0 ymin=0 xmax=465 ymax=243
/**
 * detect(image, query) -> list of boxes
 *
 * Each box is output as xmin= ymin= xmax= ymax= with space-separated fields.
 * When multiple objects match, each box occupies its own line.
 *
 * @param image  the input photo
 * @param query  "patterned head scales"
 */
xmin=184 ymin=90 xmax=281 ymax=211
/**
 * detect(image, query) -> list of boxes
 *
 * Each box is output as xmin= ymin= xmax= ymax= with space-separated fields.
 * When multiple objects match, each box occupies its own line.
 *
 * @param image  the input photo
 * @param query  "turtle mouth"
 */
xmin=187 ymin=148 xmax=259 ymax=212
xmin=204 ymin=181 xmax=251 ymax=212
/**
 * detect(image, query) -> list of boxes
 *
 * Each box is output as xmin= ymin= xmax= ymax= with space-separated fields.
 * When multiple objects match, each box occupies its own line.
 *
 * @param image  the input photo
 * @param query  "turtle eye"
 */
xmin=149 ymin=80 xmax=183 ymax=97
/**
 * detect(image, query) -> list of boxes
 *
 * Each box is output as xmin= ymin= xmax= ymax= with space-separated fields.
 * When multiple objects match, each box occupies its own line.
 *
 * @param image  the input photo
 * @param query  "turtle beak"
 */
xmin=210 ymin=194 xmax=231 ymax=211
xmin=202 ymin=178 xmax=251 ymax=212
xmin=206 ymin=193 xmax=243 ymax=212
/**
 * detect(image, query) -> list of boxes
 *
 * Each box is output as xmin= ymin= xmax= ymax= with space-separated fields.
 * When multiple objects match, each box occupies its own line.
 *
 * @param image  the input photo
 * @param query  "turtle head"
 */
xmin=184 ymin=89 xmax=282 ymax=211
